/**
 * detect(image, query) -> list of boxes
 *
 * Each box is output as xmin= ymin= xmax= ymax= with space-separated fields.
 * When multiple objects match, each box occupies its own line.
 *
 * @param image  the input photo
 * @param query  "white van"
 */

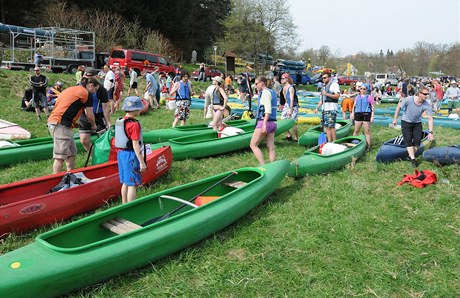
xmin=375 ymin=73 xmax=398 ymax=86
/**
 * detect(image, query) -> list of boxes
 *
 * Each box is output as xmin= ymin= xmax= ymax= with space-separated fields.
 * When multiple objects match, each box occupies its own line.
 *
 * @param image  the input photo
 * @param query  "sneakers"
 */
xmin=37 ymin=115 xmax=41 ymax=121
xmin=410 ymin=159 xmax=419 ymax=168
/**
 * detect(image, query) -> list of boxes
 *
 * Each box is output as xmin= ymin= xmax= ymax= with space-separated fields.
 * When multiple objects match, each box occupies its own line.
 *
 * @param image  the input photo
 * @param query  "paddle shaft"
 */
xmin=142 ymin=171 xmax=238 ymax=226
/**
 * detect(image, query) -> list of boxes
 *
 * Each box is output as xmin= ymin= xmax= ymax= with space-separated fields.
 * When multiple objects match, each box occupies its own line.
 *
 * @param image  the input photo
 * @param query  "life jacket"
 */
xmin=256 ymin=89 xmax=277 ymax=121
xmin=324 ymin=83 xmax=338 ymax=103
xmin=175 ymin=81 xmax=190 ymax=100
xmin=212 ymin=87 xmax=224 ymax=105
xmin=397 ymin=169 xmax=437 ymax=188
xmin=114 ymin=117 xmax=143 ymax=150
xmin=284 ymin=84 xmax=298 ymax=107
xmin=354 ymin=94 xmax=372 ymax=113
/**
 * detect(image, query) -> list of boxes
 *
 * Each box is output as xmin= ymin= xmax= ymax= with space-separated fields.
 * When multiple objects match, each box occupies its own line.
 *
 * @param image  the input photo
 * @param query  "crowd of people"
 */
xmin=21 ymin=59 xmax=452 ymax=201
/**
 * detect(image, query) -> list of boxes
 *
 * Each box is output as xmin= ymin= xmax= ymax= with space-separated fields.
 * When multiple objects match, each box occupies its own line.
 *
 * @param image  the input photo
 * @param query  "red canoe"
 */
xmin=0 ymin=146 xmax=173 ymax=238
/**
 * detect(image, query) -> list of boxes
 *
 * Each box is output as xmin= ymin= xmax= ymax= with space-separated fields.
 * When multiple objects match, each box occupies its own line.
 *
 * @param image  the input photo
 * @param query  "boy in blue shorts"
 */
xmin=115 ymin=96 xmax=147 ymax=204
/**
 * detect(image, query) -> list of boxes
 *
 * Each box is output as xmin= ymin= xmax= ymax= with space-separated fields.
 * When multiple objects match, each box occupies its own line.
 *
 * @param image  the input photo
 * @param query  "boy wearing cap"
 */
xmin=115 ymin=96 xmax=147 ymax=203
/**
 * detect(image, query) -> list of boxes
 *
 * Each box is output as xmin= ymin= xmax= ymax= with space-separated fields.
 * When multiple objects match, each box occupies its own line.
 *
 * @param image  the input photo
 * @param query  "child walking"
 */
xmin=115 ymin=96 xmax=147 ymax=204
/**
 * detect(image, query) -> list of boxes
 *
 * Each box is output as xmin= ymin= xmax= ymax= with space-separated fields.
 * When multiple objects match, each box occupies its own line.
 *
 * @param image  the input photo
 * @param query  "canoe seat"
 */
xmin=223 ymin=180 xmax=247 ymax=188
xmin=101 ymin=217 xmax=142 ymax=235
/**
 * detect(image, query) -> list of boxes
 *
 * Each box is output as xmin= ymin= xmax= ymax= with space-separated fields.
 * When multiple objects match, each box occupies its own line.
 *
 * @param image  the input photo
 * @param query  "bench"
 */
xmin=101 ymin=217 xmax=142 ymax=235
xmin=222 ymin=180 xmax=247 ymax=188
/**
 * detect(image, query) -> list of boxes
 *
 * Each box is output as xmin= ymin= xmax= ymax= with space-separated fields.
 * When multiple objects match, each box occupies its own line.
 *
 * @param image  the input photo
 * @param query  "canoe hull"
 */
xmin=376 ymin=131 xmax=434 ymax=163
xmin=153 ymin=119 xmax=295 ymax=160
xmin=143 ymin=119 xmax=256 ymax=143
xmin=288 ymin=135 xmax=367 ymax=177
xmin=298 ymin=120 xmax=351 ymax=146
xmin=0 ymin=146 xmax=172 ymax=236
xmin=0 ymin=160 xmax=289 ymax=298
xmin=422 ymin=145 xmax=460 ymax=165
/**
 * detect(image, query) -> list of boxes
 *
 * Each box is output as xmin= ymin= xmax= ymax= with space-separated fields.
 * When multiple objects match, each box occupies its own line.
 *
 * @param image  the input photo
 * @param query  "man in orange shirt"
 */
xmin=47 ymin=77 xmax=99 ymax=173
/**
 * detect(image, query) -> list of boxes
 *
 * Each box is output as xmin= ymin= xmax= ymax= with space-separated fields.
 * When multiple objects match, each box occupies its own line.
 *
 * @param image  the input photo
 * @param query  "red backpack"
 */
xmin=397 ymin=170 xmax=437 ymax=188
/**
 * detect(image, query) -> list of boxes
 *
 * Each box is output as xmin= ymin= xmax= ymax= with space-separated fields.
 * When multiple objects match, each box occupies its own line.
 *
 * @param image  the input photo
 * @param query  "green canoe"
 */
xmin=151 ymin=119 xmax=295 ymax=160
xmin=288 ymin=135 xmax=367 ymax=177
xmin=0 ymin=160 xmax=290 ymax=298
xmin=143 ymin=119 xmax=256 ymax=143
xmin=0 ymin=134 xmax=95 ymax=168
xmin=298 ymin=120 xmax=351 ymax=146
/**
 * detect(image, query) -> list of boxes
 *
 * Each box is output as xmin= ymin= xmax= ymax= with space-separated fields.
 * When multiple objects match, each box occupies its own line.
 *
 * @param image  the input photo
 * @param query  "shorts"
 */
xmin=341 ymin=98 xmax=353 ymax=112
xmin=401 ymin=120 xmax=423 ymax=147
xmin=107 ymin=87 xmax=114 ymax=100
xmin=32 ymin=91 xmax=47 ymax=108
xmin=354 ymin=112 xmax=371 ymax=122
xmin=49 ymin=124 xmax=77 ymax=160
xmin=281 ymin=104 xmax=299 ymax=120
xmin=175 ymin=99 xmax=191 ymax=120
xmin=130 ymin=82 xmax=138 ymax=89
xmin=323 ymin=110 xmax=337 ymax=128
xmin=117 ymin=150 xmax=142 ymax=186
xmin=255 ymin=120 xmax=277 ymax=133
xmin=448 ymin=100 xmax=459 ymax=110
xmin=79 ymin=113 xmax=107 ymax=134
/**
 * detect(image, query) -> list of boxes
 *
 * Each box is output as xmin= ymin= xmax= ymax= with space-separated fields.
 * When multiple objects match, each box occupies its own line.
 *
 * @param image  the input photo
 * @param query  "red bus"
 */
xmin=108 ymin=48 xmax=175 ymax=76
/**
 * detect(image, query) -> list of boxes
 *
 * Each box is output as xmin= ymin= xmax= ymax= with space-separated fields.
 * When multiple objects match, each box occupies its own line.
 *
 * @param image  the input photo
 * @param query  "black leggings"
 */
xmin=401 ymin=120 xmax=423 ymax=147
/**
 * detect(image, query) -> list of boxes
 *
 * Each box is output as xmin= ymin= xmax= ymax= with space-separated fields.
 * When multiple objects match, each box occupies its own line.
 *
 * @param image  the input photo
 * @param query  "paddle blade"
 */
xmin=318 ymin=132 xmax=327 ymax=145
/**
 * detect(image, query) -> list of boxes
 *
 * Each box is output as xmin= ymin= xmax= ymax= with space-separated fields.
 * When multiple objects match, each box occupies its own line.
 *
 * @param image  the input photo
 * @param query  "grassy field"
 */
xmin=0 ymin=69 xmax=459 ymax=297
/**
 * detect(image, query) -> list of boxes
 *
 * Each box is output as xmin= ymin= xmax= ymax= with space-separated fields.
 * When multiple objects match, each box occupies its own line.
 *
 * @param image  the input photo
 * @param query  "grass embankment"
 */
xmin=0 ymin=70 xmax=459 ymax=297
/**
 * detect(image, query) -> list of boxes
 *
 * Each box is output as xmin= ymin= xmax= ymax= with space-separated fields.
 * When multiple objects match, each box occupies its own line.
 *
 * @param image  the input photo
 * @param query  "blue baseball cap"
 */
xmin=122 ymin=96 xmax=144 ymax=111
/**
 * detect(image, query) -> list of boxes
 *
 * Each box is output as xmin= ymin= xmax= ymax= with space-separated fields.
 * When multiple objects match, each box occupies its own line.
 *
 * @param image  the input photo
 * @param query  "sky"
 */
xmin=288 ymin=0 xmax=460 ymax=57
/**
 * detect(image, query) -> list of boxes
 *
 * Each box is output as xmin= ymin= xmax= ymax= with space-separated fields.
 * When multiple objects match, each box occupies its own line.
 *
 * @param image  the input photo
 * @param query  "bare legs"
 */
xmin=52 ymin=156 xmax=76 ymax=174
xmin=121 ymin=184 xmax=137 ymax=204
xmin=250 ymin=128 xmax=275 ymax=165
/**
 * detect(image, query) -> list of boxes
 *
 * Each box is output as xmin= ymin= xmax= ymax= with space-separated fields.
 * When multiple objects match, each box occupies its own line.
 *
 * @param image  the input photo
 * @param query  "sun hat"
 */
xmin=122 ymin=96 xmax=144 ymax=112
xmin=84 ymin=67 xmax=97 ymax=76
xmin=281 ymin=73 xmax=290 ymax=79
xmin=212 ymin=76 xmax=224 ymax=84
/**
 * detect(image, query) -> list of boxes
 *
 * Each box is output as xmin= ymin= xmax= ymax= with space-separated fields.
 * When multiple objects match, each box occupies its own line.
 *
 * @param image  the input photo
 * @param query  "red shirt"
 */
xmin=124 ymin=117 xmax=141 ymax=141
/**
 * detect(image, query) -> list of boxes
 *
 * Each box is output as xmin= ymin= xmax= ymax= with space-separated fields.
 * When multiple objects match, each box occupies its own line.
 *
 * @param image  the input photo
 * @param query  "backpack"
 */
xmin=48 ymin=173 xmax=85 ymax=193
xmin=397 ymin=169 xmax=437 ymax=188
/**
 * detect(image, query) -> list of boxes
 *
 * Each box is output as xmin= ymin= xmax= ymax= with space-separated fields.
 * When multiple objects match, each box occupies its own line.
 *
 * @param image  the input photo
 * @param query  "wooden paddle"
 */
xmin=141 ymin=171 xmax=238 ymax=226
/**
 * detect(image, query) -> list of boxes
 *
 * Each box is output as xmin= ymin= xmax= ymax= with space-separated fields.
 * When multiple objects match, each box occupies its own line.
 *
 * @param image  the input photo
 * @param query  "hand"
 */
xmin=140 ymin=162 xmax=147 ymax=172
xmin=427 ymin=132 xmax=434 ymax=140
xmin=392 ymin=119 xmax=396 ymax=126
xmin=314 ymin=108 xmax=318 ymax=114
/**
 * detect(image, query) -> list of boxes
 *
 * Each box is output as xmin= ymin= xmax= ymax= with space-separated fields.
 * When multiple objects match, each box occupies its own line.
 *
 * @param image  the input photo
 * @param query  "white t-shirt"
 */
xmin=104 ymin=70 xmax=115 ymax=90
xmin=129 ymin=70 xmax=138 ymax=85
xmin=204 ymin=85 xmax=216 ymax=108
xmin=323 ymin=82 xmax=340 ymax=111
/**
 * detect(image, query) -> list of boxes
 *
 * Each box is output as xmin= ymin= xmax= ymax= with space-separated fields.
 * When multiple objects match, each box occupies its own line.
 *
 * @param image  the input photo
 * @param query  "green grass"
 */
xmin=0 ymin=70 xmax=459 ymax=297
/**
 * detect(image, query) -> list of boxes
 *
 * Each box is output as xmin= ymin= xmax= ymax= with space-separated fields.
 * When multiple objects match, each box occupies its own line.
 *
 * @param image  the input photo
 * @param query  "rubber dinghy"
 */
xmin=0 ymin=160 xmax=290 ymax=298
xmin=288 ymin=135 xmax=367 ymax=177
xmin=298 ymin=120 xmax=351 ymax=146
xmin=422 ymin=145 xmax=460 ymax=165
xmin=376 ymin=131 xmax=434 ymax=163
xmin=0 ymin=146 xmax=172 ymax=237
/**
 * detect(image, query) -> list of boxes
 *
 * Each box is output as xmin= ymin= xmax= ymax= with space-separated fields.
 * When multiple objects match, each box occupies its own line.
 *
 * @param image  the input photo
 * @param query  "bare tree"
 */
xmin=143 ymin=29 xmax=181 ymax=63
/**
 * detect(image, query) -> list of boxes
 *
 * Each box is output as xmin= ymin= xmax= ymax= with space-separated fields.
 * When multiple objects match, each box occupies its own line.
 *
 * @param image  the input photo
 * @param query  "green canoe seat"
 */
xmin=101 ymin=217 xmax=142 ymax=235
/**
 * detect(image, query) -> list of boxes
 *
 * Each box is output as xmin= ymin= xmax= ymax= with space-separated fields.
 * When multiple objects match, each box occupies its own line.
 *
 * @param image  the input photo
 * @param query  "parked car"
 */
xmin=108 ymin=48 xmax=175 ymax=76
xmin=375 ymin=73 xmax=398 ymax=86
xmin=191 ymin=67 xmax=224 ymax=81
xmin=337 ymin=76 xmax=358 ymax=85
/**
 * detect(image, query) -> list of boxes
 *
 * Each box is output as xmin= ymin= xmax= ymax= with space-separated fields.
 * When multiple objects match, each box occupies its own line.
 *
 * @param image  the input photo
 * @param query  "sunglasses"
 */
xmin=322 ymin=77 xmax=328 ymax=80
xmin=360 ymin=88 xmax=366 ymax=90
xmin=420 ymin=93 xmax=429 ymax=96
